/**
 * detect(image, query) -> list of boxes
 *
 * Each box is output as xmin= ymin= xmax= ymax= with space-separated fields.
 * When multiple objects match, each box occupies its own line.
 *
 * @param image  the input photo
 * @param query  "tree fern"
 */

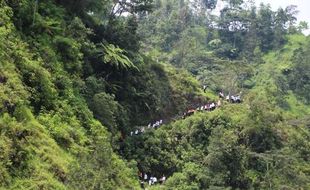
xmin=100 ymin=43 xmax=138 ymax=70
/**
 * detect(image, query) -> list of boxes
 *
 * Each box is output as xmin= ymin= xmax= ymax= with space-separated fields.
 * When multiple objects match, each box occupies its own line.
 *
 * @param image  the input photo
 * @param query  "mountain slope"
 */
xmin=251 ymin=35 xmax=310 ymax=117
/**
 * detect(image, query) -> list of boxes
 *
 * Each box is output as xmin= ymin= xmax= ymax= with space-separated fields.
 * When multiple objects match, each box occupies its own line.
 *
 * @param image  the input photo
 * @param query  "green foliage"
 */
xmin=201 ymin=0 xmax=218 ymax=10
xmin=1 ymin=0 xmax=310 ymax=189
xmin=67 ymin=120 xmax=140 ymax=190
xmin=164 ymin=163 xmax=205 ymax=190
xmin=125 ymin=102 xmax=310 ymax=189
xmin=287 ymin=38 xmax=310 ymax=103
xmin=102 ymin=43 xmax=138 ymax=70
xmin=89 ymin=92 xmax=124 ymax=138
xmin=54 ymin=36 xmax=83 ymax=74
xmin=0 ymin=110 xmax=72 ymax=189
xmin=114 ymin=61 xmax=205 ymax=126
xmin=0 ymin=2 xmax=141 ymax=189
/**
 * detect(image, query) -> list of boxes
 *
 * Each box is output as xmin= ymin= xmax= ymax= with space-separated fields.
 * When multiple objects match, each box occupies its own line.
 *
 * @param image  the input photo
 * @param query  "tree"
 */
xmin=108 ymin=0 xmax=154 ymax=18
xmin=223 ymin=0 xmax=244 ymax=8
xmin=288 ymin=43 xmax=310 ymax=103
xmin=101 ymin=43 xmax=137 ymax=70
xmin=201 ymin=0 xmax=218 ymax=10
xmin=273 ymin=8 xmax=288 ymax=48
xmin=285 ymin=5 xmax=298 ymax=33
xmin=297 ymin=21 xmax=309 ymax=34
xmin=257 ymin=4 xmax=274 ymax=52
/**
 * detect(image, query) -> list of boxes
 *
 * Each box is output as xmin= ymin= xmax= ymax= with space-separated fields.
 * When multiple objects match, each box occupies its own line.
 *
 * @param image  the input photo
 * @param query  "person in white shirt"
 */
xmin=203 ymin=85 xmax=207 ymax=92
xmin=226 ymin=95 xmax=230 ymax=102
xmin=160 ymin=175 xmax=166 ymax=184
xmin=210 ymin=103 xmax=215 ymax=110
xmin=219 ymin=91 xmax=224 ymax=99
xmin=231 ymin=95 xmax=237 ymax=103
xmin=236 ymin=95 xmax=241 ymax=103
xmin=149 ymin=177 xmax=152 ymax=186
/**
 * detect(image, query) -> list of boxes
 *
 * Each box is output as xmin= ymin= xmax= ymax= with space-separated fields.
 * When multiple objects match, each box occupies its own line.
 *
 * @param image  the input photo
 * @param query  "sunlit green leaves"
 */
xmin=101 ymin=43 xmax=138 ymax=70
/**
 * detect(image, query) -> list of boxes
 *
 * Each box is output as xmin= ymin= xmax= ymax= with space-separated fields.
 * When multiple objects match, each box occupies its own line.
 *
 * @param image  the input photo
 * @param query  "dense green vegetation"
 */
xmin=0 ymin=0 xmax=309 ymax=189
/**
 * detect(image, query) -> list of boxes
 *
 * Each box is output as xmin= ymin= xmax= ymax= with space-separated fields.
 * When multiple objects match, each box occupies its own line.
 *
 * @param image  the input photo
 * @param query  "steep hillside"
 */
xmin=0 ymin=3 xmax=140 ymax=189
xmin=125 ymin=35 xmax=310 ymax=187
xmin=0 ymin=1 xmax=205 ymax=189
xmin=124 ymin=100 xmax=310 ymax=189
xmin=1 ymin=0 xmax=310 ymax=189
xmin=251 ymin=35 xmax=310 ymax=117
xmin=131 ymin=1 xmax=310 ymax=189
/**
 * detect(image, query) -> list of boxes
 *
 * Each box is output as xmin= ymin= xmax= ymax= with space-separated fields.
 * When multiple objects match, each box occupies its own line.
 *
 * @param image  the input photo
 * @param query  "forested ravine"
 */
xmin=0 ymin=0 xmax=310 ymax=189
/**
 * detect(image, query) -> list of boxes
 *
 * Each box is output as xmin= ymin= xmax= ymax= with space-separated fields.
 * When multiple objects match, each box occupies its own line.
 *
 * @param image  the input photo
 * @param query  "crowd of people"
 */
xmin=133 ymin=90 xmax=242 ymax=188
xmin=130 ymin=91 xmax=242 ymax=136
xmin=182 ymin=91 xmax=242 ymax=119
xmin=182 ymin=100 xmax=219 ymax=118
xmin=139 ymin=172 xmax=166 ymax=188
xmin=226 ymin=94 xmax=242 ymax=103
xmin=219 ymin=91 xmax=242 ymax=103
xmin=130 ymin=119 xmax=163 ymax=136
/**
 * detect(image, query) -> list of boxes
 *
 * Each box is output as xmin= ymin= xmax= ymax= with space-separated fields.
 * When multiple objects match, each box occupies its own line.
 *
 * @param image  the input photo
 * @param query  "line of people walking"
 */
xmin=130 ymin=119 xmax=163 ymax=136
xmin=139 ymin=172 xmax=166 ymax=188
xmin=130 ymin=91 xmax=242 ymax=136
xmin=183 ymin=91 xmax=242 ymax=119
xmin=182 ymin=101 xmax=218 ymax=118
xmin=133 ymin=91 xmax=243 ymax=188
xmin=219 ymin=91 xmax=242 ymax=103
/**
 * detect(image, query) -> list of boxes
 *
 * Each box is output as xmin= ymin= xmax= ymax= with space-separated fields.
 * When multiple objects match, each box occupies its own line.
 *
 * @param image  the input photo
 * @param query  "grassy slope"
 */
xmin=1 ymin=2 xmax=214 ymax=189
xmin=0 ymin=4 xmax=140 ymax=189
xmin=141 ymin=41 xmax=310 ymax=187
xmin=140 ymin=35 xmax=310 ymax=189
xmin=251 ymin=34 xmax=310 ymax=118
